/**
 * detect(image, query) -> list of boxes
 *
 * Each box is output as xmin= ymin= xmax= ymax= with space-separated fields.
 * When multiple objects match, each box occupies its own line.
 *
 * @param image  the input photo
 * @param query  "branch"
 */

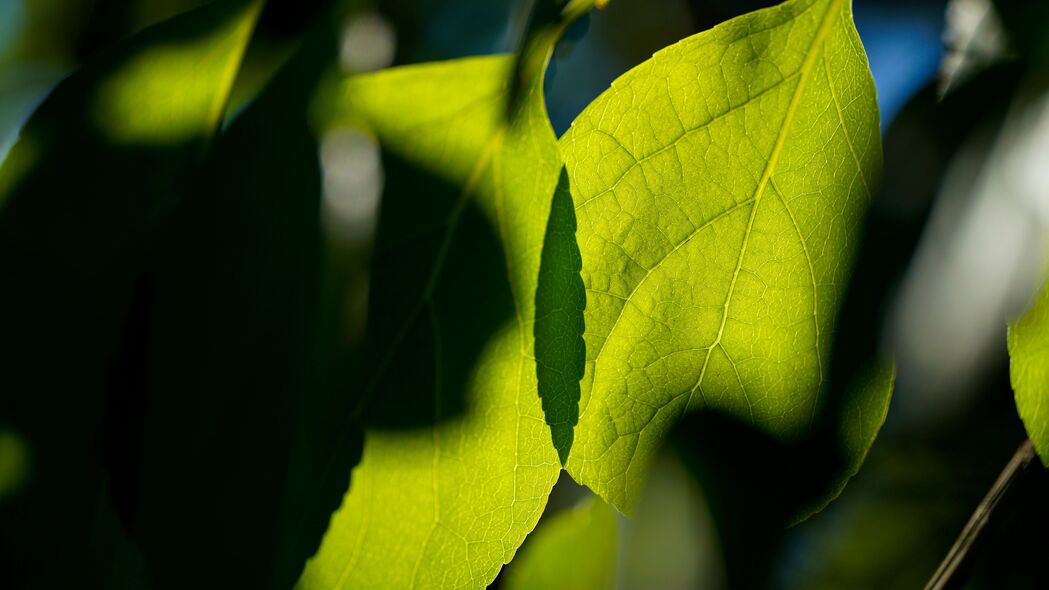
xmin=924 ymin=439 xmax=1037 ymax=590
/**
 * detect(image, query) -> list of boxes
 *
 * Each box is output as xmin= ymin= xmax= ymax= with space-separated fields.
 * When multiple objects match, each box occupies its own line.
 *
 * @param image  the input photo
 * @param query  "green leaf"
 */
xmin=508 ymin=0 xmax=606 ymax=117
xmin=1010 ymin=274 xmax=1049 ymax=465
xmin=0 ymin=0 xmax=260 ymax=583
xmin=128 ymin=25 xmax=364 ymax=589
xmin=560 ymin=0 xmax=890 ymax=513
xmin=504 ymin=496 xmax=618 ymax=590
xmin=299 ymin=56 xmax=563 ymax=589
xmin=535 ymin=169 xmax=587 ymax=464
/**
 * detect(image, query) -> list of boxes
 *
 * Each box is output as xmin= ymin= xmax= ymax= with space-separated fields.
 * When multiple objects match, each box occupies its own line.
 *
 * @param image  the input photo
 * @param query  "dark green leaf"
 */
xmin=0 ymin=1 xmax=260 ymax=585
xmin=125 ymin=23 xmax=364 ymax=589
xmin=535 ymin=168 xmax=586 ymax=464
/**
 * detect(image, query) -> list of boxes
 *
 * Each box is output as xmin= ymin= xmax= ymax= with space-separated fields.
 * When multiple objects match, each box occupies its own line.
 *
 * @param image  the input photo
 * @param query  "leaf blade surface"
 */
xmin=561 ymin=0 xmax=889 ymax=512
xmin=300 ymin=55 xmax=563 ymax=590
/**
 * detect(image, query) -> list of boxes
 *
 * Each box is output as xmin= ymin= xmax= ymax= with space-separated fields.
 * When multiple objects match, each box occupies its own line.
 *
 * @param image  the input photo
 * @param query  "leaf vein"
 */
xmin=684 ymin=0 xmax=841 ymax=411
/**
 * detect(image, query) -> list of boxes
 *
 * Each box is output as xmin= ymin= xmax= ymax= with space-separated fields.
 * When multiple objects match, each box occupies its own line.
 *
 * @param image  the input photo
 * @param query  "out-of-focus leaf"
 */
xmin=619 ymin=452 xmax=724 ymax=590
xmin=992 ymin=0 xmax=1049 ymax=66
xmin=560 ymin=0 xmax=891 ymax=514
xmin=508 ymin=0 xmax=606 ymax=117
xmin=504 ymin=496 xmax=618 ymax=590
xmin=0 ymin=0 xmax=260 ymax=586
xmin=299 ymin=55 xmax=563 ymax=589
xmin=1009 ymin=273 xmax=1049 ymax=465
xmin=776 ymin=62 xmax=1038 ymax=590
xmin=118 ymin=23 xmax=364 ymax=589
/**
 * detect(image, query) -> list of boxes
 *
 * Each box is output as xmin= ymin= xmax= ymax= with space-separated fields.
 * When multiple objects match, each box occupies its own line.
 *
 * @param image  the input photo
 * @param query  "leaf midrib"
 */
xmin=582 ymin=0 xmax=843 ymax=419
xmin=686 ymin=0 xmax=840 ymax=408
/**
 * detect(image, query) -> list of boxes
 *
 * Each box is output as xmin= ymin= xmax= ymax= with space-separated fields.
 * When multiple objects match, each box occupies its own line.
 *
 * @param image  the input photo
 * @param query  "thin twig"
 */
xmin=924 ymin=439 xmax=1037 ymax=590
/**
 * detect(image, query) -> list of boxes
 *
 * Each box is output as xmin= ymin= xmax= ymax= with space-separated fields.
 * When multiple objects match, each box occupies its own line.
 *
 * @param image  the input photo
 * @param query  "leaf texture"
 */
xmin=299 ymin=56 xmax=563 ymax=589
xmin=560 ymin=0 xmax=890 ymax=512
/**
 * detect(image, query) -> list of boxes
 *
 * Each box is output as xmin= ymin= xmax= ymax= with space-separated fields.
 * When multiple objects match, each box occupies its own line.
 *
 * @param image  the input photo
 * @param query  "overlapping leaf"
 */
xmin=299 ymin=56 xmax=564 ymax=589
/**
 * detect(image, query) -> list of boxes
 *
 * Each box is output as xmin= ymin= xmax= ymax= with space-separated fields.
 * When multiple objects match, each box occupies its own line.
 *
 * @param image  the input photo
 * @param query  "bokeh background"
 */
xmin=2 ymin=0 xmax=1049 ymax=588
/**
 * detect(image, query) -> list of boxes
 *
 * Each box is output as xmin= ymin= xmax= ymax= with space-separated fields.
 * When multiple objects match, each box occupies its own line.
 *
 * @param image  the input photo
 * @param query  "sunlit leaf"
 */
xmin=1009 ymin=273 xmax=1049 ymax=465
xmin=504 ymin=496 xmax=618 ymax=590
xmin=299 ymin=55 xmax=563 ymax=589
xmin=560 ymin=0 xmax=891 ymax=513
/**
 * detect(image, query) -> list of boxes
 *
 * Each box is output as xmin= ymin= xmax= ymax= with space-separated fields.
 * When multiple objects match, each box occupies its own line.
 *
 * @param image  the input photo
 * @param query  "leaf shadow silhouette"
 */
xmin=534 ymin=168 xmax=586 ymax=465
xmin=358 ymin=148 xmax=516 ymax=431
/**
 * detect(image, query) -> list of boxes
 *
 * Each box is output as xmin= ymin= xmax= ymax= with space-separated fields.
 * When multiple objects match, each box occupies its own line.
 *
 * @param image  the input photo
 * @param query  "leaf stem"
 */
xmin=923 ymin=439 xmax=1036 ymax=590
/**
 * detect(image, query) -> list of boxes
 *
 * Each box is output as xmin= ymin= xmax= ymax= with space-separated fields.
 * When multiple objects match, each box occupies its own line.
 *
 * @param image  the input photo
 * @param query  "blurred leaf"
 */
xmin=508 ymin=0 xmax=605 ymax=117
xmin=117 ymin=23 xmax=365 ymax=589
xmin=669 ymin=410 xmax=842 ymax=588
xmin=504 ymin=496 xmax=618 ymax=590
xmin=1009 ymin=273 xmax=1049 ymax=465
xmin=299 ymin=55 xmax=563 ymax=589
xmin=0 ymin=0 xmax=260 ymax=586
xmin=776 ymin=63 xmax=1037 ymax=590
xmin=560 ymin=0 xmax=891 ymax=513
xmin=992 ymin=0 xmax=1049 ymax=66
xmin=619 ymin=452 xmax=724 ymax=590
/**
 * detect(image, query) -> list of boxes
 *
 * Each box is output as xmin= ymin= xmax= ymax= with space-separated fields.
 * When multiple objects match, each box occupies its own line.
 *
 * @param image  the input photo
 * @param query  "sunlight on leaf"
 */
xmin=1009 ymin=272 xmax=1049 ymax=465
xmin=92 ymin=0 xmax=261 ymax=144
xmin=299 ymin=56 xmax=563 ymax=589
xmin=560 ymin=0 xmax=891 ymax=513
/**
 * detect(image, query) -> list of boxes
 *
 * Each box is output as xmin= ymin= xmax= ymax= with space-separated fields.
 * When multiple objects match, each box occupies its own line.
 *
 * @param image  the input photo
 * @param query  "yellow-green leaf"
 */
xmin=504 ymin=496 xmax=618 ymax=590
xmin=299 ymin=56 xmax=563 ymax=589
xmin=1009 ymin=274 xmax=1049 ymax=465
xmin=560 ymin=0 xmax=890 ymax=513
